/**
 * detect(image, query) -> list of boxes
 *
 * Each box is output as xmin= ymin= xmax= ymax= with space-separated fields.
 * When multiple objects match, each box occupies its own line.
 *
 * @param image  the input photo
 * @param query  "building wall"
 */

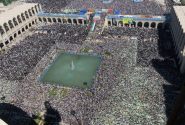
xmin=170 ymin=7 xmax=185 ymax=73
xmin=0 ymin=4 xmax=42 ymax=51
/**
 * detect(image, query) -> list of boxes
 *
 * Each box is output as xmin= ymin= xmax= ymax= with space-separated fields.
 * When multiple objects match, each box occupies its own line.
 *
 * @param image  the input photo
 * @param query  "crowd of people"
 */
xmin=26 ymin=0 xmax=166 ymax=15
xmin=0 ymin=24 xmax=88 ymax=81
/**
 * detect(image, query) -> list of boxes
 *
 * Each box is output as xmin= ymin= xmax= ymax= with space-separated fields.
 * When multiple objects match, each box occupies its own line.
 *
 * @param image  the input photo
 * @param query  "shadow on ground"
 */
xmin=0 ymin=103 xmax=36 ymax=125
xmin=0 ymin=101 xmax=62 ymax=125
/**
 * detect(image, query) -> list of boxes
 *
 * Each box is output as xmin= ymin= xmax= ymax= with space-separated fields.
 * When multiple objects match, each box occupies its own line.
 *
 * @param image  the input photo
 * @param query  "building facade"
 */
xmin=170 ymin=6 xmax=185 ymax=73
xmin=0 ymin=3 xmax=42 ymax=51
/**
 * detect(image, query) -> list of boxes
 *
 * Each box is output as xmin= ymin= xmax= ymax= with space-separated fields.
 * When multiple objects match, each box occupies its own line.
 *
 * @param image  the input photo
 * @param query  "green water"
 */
xmin=40 ymin=53 xmax=101 ymax=88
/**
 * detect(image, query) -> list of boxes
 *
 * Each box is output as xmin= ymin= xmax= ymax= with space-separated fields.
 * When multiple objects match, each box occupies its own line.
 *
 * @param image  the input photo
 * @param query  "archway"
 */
xmin=13 ymin=18 xmax=18 ymax=26
xmin=18 ymin=30 xmax=21 ymax=35
xmin=3 ymin=23 xmax=9 ymax=32
xmin=48 ymin=18 xmax=52 ymax=23
xmin=137 ymin=22 xmax=142 ymax=27
xmin=22 ymin=28 xmax=25 ymax=32
xmin=53 ymin=18 xmax=56 ymax=23
xmin=21 ymin=13 xmax=26 ymax=21
xmin=14 ymin=33 xmax=17 ymax=38
xmin=39 ymin=17 xmax=42 ymax=22
xmin=118 ymin=21 xmax=123 ymax=27
xmin=58 ymin=18 xmax=61 ymax=23
xmin=25 ymin=11 xmax=29 ymax=19
xmin=0 ymin=43 xmax=4 ymax=48
xmin=32 ymin=21 xmax=35 ymax=25
xmin=84 ymin=20 xmax=87 ymax=25
xmin=28 ymin=9 xmax=32 ymax=17
xmin=78 ymin=19 xmax=82 ymax=24
xmin=9 ymin=36 xmax=13 ymax=41
xmin=73 ymin=19 xmax=77 ymax=25
xmin=157 ymin=23 xmax=163 ymax=29
xmin=29 ymin=23 xmax=31 ymax=27
xmin=25 ymin=25 xmax=28 ymax=30
xmin=144 ymin=22 xmax=149 ymax=28
xmin=108 ymin=21 xmax=111 ymax=26
xmin=32 ymin=8 xmax=35 ymax=15
xmin=8 ymin=20 xmax=14 ymax=29
xmin=62 ymin=18 xmax=67 ymax=24
xmin=43 ymin=18 xmax=47 ymax=22
xmin=5 ymin=40 xmax=9 ymax=45
xmin=35 ymin=6 xmax=38 ymax=13
xmin=0 ymin=26 xmax=5 ymax=35
xmin=17 ymin=15 xmax=22 ymax=24
xmin=131 ymin=21 xmax=136 ymax=27
xmin=151 ymin=22 xmax=156 ymax=28
xmin=68 ymin=18 xmax=72 ymax=24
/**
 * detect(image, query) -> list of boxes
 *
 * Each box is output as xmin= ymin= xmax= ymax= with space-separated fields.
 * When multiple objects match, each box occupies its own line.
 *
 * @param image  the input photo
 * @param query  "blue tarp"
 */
xmin=114 ymin=10 xmax=121 ymax=15
xmin=79 ymin=9 xmax=87 ymax=15
xmin=133 ymin=0 xmax=143 ymax=3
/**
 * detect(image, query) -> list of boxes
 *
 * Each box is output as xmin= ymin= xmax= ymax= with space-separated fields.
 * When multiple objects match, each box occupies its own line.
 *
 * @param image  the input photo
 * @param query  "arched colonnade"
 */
xmin=38 ymin=16 xmax=88 ymax=25
xmin=107 ymin=19 xmax=165 ymax=29
xmin=0 ymin=4 xmax=42 ymax=51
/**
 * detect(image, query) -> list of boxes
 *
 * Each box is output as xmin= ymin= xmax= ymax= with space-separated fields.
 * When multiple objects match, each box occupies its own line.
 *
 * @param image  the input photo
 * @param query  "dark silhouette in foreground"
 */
xmin=43 ymin=101 xmax=61 ymax=125
xmin=0 ymin=103 xmax=36 ymax=125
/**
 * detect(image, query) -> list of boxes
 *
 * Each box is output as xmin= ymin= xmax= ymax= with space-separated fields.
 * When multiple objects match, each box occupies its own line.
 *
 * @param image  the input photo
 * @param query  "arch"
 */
xmin=0 ymin=26 xmax=5 ymax=35
xmin=62 ymin=18 xmax=67 ymax=24
xmin=35 ymin=5 xmax=38 ymax=13
xmin=68 ymin=18 xmax=72 ymax=24
xmin=31 ymin=8 xmax=35 ymax=15
xmin=38 ymin=4 xmax=41 ymax=11
xmin=18 ymin=30 xmax=21 ymax=35
xmin=137 ymin=22 xmax=142 ymax=27
xmin=9 ymin=36 xmax=13 ymax=41
xmin=22 ymin=28 xmax=25 ymax=32
xmin=131 ymin=21 xmax=136 ymax=27
xmin=32 ymin=21 xmax=35 ymax=25
xmin=0 ymin=43 xmax=4 ymax=48
xmin=21 ymin=13 xmax=26 ymax=21
xmin=14 ymin=33 xmax=17 ymax=38
xmin=39 ymin=17 xmax=42 ymax=22
xmin=124 ymin=23 xmax=129 ymax=27
xmin=73 ymin=19 xmax=77 ymax=25
xmin=28 ymin=9 xmax=32 ymax=17
xmin=8 ymin=20 xmax=14 ymax=29
xmin=52 ymin=18 xmax=56 ymax=23
xmin=17 ymin=15 xmax=22 ymax=24
xmin=150 ymin=22 xmax=156 ymax=28
xmin=13 ymin=18 xmax=18 ymax=26
xmin=78 ymin=19 xmax=82 ymax=24
xmin=25 ymin=25 xmax=28 ymax=30
xmin=25 ymin=11 xmax=29 ymax=19
xmin=108 ymin=21 xmax=111 ymax=26
xmin=84 ymin=20 xmax=87 ymax=25
xmin=118 ymin=21 xmax=123 ymax=27
xmin=3 ymin=23 xmax=9 ymax=32
xmin=157 ymin=23 xmax=163 ymax=29
xmin=58 ymin=18 xmax=61 ymax=23
xmin=48 ymin=18 xmax=52 ymax=23
xmin=144 ymin=22 xmax=149 ymax=28
xmin=43 ymin=17 xmax=47 ymax=22
xmin=112 ymin=18 xmax=117 ymax=26
xmin=5 ymin=40 xmax=9 ymax=45
xmin=29 ymin=23 xmax=32 ymax=27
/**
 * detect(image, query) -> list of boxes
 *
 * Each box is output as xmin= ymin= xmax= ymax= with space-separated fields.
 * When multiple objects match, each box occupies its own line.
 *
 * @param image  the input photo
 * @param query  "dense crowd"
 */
xmin=0 ymin=17 xmax=183 ymax=124
xmin=26 ymin=0 xmax=166 ymax=15
xmin=0 ymin=24 xmax=88 ymax=81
